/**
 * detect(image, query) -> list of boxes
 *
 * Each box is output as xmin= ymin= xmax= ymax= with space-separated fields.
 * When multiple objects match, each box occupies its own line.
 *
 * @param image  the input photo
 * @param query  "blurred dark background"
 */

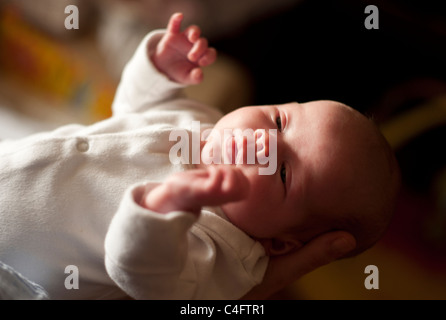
xmin=1 ymin=0 xmax=446 ymax=299
xmin=214 ymin=0 xmax=446 ymax=114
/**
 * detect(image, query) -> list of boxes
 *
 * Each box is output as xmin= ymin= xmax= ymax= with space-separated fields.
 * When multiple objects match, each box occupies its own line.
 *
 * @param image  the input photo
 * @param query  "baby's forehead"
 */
xmin=309 ymin=101 xmax=373 ymax=137
xmin=281 ymin=100 xmax=358 ymax=124
xmin=282 ymin=103 xmax=361 ymax=148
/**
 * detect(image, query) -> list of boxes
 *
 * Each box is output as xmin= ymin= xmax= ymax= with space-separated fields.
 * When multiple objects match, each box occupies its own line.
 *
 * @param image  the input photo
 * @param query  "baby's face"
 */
xmin=198 ymin=100 xmax=366 ymax=254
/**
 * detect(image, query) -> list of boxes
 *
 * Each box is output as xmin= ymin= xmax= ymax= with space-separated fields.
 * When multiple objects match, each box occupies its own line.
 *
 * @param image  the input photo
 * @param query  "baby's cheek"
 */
xmin=244 ymin=169 xmax=274 ymax=196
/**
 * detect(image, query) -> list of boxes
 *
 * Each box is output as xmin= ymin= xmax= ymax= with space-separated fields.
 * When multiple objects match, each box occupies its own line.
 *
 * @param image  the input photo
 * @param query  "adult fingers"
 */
xmin=242 ymin=230 xmax=356 ymax=299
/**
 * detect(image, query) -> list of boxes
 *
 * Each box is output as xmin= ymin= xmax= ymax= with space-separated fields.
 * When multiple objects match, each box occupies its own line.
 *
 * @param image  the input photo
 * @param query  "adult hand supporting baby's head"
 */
xmin=242 ymin=230 xmax=356 ymax=299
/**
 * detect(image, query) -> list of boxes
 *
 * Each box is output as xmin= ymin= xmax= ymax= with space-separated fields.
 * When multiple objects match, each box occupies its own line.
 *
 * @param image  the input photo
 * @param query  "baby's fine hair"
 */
xmin=334 ymin=114 xmax=401 ymax=257
xmin=297 ymin=105 xmax=401 ymax=258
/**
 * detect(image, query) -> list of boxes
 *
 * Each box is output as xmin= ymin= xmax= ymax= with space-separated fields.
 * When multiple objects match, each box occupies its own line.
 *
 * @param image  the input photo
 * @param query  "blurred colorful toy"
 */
xmin=0 ymin=4 xmax=114 ymax=123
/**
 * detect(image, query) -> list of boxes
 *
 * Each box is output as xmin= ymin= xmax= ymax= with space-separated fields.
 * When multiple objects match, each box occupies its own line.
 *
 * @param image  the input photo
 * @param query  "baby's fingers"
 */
xmin=198 ymin=47 xmax=217 ymax=67
xmin=184 ymin=25 xmax=201 ymax=43
xmin=187 ymin=68 xmax=203 ymax=85
xmin=206 ymin=166 xmax=250 ymax=203
xmin=188 ymin=37 xmax=208 ymax=62
xmin=167 ymin=12 xmax=183 ymax=34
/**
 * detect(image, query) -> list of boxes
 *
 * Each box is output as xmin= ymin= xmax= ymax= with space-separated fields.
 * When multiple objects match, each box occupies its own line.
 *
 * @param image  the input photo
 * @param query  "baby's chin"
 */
xmin=218 ymin=201 xmax=248 ymax=233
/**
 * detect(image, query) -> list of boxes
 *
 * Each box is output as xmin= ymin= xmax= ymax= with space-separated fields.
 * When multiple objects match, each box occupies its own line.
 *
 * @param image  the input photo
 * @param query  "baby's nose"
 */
xmin=255 ymin=129 xmax=269 ymax=161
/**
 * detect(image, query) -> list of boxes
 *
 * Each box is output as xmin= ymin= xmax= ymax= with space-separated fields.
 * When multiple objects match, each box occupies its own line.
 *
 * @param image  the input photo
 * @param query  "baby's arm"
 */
xmin=112 ymin=13 xmax=216 ymax=115
xmin=105 ymin=166 xmax=250 ymax=299
xmin=141 ymin=166 xmax=249 ymax=215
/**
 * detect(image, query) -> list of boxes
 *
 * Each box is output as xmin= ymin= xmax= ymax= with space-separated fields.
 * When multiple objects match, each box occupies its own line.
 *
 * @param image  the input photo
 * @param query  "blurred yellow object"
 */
xmin=287 ymin=242 xmax=446 ymax=300
xmin=380 ymin=95 xmax=446 ymax=149
xmin=0 ymin=5 xmax=114 ymax=123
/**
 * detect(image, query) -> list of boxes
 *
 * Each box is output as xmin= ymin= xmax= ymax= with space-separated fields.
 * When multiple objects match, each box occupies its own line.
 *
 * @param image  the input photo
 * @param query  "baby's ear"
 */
xmin=260 ymin=236 xmax=303 ymax=256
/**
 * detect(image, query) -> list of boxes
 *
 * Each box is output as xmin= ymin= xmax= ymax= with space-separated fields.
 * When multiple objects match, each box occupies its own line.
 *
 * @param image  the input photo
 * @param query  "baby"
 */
xmin=0 ymin=13 xmax=399 ymax=300
xmin=105 ymin=13 xmax=400 ymax=299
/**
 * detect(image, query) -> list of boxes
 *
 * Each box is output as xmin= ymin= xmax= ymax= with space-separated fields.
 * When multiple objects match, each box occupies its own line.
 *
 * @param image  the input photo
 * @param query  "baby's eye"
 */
xmin=276 ymin=116 xmax=282 ymax=132
xmin=280 ymin=164 xmax=287 ymax=186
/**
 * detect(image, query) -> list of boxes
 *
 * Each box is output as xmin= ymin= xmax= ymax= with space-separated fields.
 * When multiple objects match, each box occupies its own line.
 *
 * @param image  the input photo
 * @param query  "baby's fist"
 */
xmin=152 ymin=13 xmax=217 ymax=85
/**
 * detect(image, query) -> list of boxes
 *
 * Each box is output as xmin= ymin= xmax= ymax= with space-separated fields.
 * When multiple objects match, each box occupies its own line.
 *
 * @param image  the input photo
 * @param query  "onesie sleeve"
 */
xmin=105 ymin=182 xmax=268 ymax=300
xmin=104 ymin=183 xmax=197 ymax=299
xmin=111 ymin=30 xmax=186 ymax=116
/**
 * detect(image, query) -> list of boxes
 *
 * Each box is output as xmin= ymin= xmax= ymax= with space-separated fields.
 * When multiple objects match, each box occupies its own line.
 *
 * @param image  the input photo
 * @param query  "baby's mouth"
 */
xmin=225 ymin=135 xmax=238 ymax=164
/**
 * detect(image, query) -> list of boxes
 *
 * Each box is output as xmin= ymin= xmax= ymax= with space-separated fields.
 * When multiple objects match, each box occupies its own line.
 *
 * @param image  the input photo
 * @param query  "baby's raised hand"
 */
xmin=151 ymin=13 xmax=217 ymax=85
xmin=141 ymin=166 xmax=250 ymax=215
